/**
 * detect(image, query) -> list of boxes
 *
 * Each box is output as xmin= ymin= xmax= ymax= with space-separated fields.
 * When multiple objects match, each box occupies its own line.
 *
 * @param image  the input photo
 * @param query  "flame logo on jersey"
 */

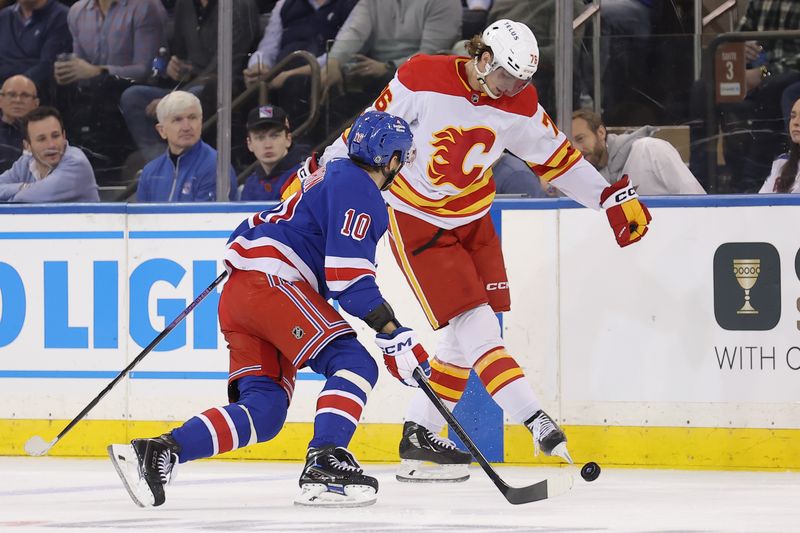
xmin=427 ymin=126 xmax=496 ymax=189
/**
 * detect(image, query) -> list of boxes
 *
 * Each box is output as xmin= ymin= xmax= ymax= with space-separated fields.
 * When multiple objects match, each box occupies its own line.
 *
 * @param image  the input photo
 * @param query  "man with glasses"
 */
xmin=0 ymin=74 xmax=39 ymax=172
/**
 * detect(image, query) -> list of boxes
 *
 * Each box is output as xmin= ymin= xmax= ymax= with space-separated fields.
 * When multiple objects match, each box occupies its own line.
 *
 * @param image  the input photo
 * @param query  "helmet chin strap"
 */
xmin=474 ymin=57 xmax=501 ymax=100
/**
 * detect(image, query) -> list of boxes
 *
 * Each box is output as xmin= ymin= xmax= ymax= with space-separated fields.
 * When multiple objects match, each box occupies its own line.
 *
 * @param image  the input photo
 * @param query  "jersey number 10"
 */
xmin=340 ymin=209 xmax=371 ymax=241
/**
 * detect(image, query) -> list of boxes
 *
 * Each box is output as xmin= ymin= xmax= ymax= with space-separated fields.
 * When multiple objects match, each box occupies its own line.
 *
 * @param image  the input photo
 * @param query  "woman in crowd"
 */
xmin=760 ymin=96 xmax=800 ymax=193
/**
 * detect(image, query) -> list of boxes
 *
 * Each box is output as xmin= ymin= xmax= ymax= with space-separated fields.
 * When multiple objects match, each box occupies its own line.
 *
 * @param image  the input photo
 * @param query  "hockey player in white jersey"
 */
xmin=318 ymin=19 xmax=652 ymax=482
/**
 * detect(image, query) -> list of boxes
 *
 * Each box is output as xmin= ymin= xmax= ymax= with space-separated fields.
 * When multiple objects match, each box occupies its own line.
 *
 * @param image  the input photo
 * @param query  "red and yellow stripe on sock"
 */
xmin=429 ymin=358 xmax=470 ymax=403
xmin=474 ymin=348 xmax=525 ymax=395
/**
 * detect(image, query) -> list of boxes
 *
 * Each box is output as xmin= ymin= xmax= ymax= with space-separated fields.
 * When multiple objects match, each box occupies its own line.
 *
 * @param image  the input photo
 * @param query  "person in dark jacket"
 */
xmin=239 ymin=104 xmax=310 ymax=201
xmin=0 ymin=0 xmax=71 ymax=99
xmin=243 ymin=0 xmax=357 ymax=129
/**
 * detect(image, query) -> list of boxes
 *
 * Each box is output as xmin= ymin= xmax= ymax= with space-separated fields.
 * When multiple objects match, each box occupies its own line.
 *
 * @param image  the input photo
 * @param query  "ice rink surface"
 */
xmin=1 ymin=457 xmax=798 ymax=533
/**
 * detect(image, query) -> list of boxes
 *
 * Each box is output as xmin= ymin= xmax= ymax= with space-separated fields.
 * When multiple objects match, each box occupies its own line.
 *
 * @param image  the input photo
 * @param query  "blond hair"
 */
xmin=156 ymin=91 xmax=202 ymax=124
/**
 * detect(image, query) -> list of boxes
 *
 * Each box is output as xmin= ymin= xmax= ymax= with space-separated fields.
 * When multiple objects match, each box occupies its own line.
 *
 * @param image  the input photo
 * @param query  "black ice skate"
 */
xmin=107 ymin=433 xmax=180 ymax=507
xmin=396 ymin=421 xmax=471 ymax=483
xmin=294 ymin=446 xmax=378 ymax=507
xmin=525 ymin=410 xmax=573 ymax=463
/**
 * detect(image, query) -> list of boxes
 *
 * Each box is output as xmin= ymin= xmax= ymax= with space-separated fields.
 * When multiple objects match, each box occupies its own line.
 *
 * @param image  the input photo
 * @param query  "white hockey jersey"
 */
xmin=321 ymin=54 xmax=610 ymax=229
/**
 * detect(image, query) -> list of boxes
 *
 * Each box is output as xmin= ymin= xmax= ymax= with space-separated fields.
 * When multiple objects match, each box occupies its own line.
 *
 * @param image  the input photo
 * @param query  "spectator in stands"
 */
xmin=54 ymin=0 xmax=167 ymax=183
xmin=240 ymin=104 xmax=310 ymax=201
xmin=121 ymin=0 xmax=260 ymax=161
xmin=276 ymin=0 xmax=461 ymax=142
xmin=0 ymin=75 xmax=40 ymax=172
xmin=136 ymin=91 xmax=236 ymax=202
xmin=572 ymin=108 xmax=705 ymax=195
xmin=690 ymin=0 xmax=800 ymax=192
xmin=57 ymin=0 xmax=166 ymax=86
xmin=243 ymin=0 xmax=357 ymax=126
xmin=0 ymin=105 xmax=99 ymax=202
xmin=596 ymin=0 xmax=653 ymax=125
xmin=759 ymin=96 xmax=800 ymax=193
xmin=781 ymin=80 xmax=800 ymax=129
xmin=324 ymin=0 xmax=461 ymax=93
xmin=0 ymin=0 xmax=71 ymax=99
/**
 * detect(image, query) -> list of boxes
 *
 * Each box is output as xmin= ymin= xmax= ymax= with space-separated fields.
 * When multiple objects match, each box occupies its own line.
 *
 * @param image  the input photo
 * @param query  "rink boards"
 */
xmin=0 ymin=197 xmax=799 ymax=469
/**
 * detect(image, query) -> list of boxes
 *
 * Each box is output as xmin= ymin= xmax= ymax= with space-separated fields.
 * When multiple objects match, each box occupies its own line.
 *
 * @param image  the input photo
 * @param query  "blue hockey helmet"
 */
xmin=347 ymin=111 xmax=414 ymax=168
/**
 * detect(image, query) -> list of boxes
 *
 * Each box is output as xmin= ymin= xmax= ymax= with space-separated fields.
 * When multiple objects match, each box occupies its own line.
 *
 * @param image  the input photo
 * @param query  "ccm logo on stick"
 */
xmin=486 ymin=282 xmax=509 ymax=290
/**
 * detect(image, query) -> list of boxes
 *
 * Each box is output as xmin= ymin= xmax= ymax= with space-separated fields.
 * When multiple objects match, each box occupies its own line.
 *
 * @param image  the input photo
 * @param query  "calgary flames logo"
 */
xmin=427 ymin=126 xmax=496 ymax=189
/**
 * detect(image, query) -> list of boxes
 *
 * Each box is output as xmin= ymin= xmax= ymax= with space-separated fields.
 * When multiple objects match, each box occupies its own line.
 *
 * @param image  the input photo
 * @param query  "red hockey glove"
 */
xmin=374 ymin=327 xmax=431 ymax=387
xmin=600 ymin=175 xmax=651 ymax=248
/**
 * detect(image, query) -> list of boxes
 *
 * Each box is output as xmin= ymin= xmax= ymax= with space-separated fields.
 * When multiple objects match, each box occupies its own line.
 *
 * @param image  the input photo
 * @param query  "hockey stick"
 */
xmin=413 ymin=367 xmax=573 ymax=504
xmin=24 ymin=271 xmax=229 ymax=457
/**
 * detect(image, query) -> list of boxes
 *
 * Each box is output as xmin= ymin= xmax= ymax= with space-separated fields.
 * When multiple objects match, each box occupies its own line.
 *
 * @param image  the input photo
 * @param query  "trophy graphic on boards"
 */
xmin=733 ymin=258 xmax=760 ymax=314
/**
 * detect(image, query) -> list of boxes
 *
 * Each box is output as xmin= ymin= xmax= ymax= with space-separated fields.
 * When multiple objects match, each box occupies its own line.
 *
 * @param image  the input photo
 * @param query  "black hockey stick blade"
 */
xmin=413 ymin=367 xmax=573 ymax=504
xmin=24 ymin=271 xmax=228 ymax=456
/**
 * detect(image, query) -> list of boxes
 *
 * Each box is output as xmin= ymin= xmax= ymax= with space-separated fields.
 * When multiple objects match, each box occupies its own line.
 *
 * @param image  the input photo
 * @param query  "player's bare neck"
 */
xmin=463 ymin=60 xmax=482 ymax=92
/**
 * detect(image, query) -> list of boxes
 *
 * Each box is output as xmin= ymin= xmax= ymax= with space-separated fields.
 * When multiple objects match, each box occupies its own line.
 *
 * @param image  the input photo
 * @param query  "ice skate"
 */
xmin=294 ymin=446 xmax=378 ymax=508
xmin=396 ymin=421 xmax=471 ymax=482
xmin=525 ymin=410 xmax=573 ymax=464
xmin=107 ymin=434 xmax=180 ymax=507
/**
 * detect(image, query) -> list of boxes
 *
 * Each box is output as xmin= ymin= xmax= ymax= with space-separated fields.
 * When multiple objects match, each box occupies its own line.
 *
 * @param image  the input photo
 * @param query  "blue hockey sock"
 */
xmin=170 ymin=376 xmax=288 ymax=462
xmin=306 ymin=335 xmax=378 ymax=449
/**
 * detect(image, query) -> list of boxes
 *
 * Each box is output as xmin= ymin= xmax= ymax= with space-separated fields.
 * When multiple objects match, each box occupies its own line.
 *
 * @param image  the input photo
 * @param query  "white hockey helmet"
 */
xmin=482 ymin=19 xmax=539 ymax=81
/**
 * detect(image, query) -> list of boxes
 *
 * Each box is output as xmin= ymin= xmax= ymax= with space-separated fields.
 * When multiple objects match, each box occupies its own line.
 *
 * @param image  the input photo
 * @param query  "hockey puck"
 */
xmin=580 ymin=461 xmax=601 ymax=482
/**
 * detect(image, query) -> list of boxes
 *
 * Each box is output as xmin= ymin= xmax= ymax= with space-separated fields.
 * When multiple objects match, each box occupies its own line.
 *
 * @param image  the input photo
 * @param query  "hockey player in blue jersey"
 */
xmin=108 ymin=111 xmax=432 ymax=508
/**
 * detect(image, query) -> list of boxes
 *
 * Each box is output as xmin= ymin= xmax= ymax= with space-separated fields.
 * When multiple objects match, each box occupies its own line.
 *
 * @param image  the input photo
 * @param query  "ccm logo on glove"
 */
xmin=611 ymin=184 xmax=636 ymax=204
xmin=380 ymin=337 xmax=413 ymax=355
xmin=374 ymin=327 xmax=431 ymax=387
xmin=600 ymin=175 xmax=651 ymax=248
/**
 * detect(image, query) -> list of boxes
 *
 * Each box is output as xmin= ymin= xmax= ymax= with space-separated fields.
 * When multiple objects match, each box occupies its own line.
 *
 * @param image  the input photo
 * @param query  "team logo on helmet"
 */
xmin=427 ymin=126 xmax=496 ymax=189
xmin=292 ymin=326 xmax=305 ymax=340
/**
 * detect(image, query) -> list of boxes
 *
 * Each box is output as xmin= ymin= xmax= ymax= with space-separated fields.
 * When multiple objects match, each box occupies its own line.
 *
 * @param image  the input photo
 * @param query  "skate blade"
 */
xmin=549 ymin=442 xmax=574 ymax=464
xmin=293 ymin=483 xmax=376 ymax=508
xmin=107 ymin=444 xmax=154 ymax=507
xmin=396 ymin=460 xmax=470 ymax=483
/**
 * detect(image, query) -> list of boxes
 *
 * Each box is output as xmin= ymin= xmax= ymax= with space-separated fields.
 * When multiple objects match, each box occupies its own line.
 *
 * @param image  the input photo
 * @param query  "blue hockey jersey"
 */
xmin=224 ymin=157 xmax=388 ymax=320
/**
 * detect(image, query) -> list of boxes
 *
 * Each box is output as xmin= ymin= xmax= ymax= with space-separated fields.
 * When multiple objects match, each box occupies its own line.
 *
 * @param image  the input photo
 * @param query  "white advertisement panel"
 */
xmin=555 ymin=203 xmax=800 ymax=428
xmin=2 ymin=199 xmax=799 ymax=431
xmin=0 ymin=205 xmax=432 ymax=424
xmin=0 ymin=209 xmax=128 ymax=419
